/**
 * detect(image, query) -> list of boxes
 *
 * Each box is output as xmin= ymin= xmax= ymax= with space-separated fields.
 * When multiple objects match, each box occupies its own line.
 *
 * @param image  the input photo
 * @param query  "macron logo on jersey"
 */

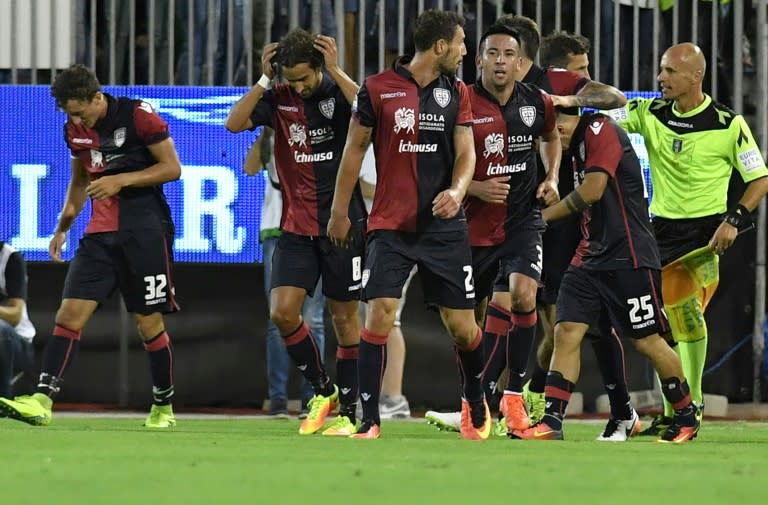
xmin=73 ymin=137 xmax=93 ymax=144
xmin=589 ymin=121 xmax=604 ymax=135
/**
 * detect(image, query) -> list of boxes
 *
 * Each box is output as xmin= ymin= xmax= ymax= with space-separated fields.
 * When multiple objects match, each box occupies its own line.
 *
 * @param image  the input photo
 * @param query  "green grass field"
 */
xmin=1 ymin=417 xmax=766 ymax=504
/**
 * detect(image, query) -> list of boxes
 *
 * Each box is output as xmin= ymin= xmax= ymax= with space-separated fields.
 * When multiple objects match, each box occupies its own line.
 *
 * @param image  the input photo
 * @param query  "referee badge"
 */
xmin=672 ymin=138 xmax=683 ymax=153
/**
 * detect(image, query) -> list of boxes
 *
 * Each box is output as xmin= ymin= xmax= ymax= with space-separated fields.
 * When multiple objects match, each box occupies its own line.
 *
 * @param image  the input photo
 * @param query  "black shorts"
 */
xmin=556 ymin=265 xmax=670 ymax=339
xmin=652 ymin=215 xmax=721 ymax=267
xmin=270 ymin=230 xmax=364 ymax=301
xmin=491 ymin=224 xmax=544 ymax=293
xmin=539 ymin=215 xmax=581 ymax=305
xmin=63 ymin=231 xmax=179 ymax=315
xmin=363 ymin=230 xmax=475 ymax=309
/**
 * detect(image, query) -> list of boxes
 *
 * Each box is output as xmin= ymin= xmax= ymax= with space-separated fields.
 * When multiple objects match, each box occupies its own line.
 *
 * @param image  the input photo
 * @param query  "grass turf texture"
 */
xmin=0 ymin=418 xmax=766 ymax=504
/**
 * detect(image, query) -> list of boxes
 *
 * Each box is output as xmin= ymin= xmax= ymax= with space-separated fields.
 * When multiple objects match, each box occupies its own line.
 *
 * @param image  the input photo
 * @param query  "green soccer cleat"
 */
xmin=299 ymin=385 xmax=339 ymax=435
xmin=144 ymin=404 xmax=176 ymax=428
xmin=523 ymin=380 xmax=545 ymax=425
xmin=492 ymin=417 xmax=508 ymax=437
xmin=638 ymin=414 xmax=673 ymax=437
xmin=322 ymin=415 xmax=358 ymax=436
xmin=0 ymin=393 xmax=53 ymax=426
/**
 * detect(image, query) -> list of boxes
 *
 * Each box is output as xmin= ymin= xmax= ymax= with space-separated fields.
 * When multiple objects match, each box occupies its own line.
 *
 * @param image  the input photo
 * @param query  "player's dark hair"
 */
xmin=50 ymin=64 xmax=101 ymax=108
xmin=540 ymin=31 xmax=591 ymax=68
xmin=478 ymin=23 xmax=522 ymax=53
xmin=495 ymin=14 xmax=540 ymax=60
xmin=412 ymin=9 xmax=465 ymax=52
xmin=276 ymin=28 xmax=324 ymax=71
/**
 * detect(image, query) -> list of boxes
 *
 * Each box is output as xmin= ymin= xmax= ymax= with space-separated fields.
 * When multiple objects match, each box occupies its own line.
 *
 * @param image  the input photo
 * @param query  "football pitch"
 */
xmin=0 ymin=416 xmax=766 ymax=504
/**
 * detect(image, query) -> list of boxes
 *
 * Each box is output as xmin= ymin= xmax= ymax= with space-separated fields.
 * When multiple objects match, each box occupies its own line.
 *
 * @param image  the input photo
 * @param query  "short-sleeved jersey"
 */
xmin=567 ymin=113 xmax=660 ymax=271
xmin=249 ymin=74 xmax=366 ymax=237
xmin=0 ymin=242 xmax=35 ymax=340
xmin=464 ymin=80 xmax=556 ymax=246
xmin=65 ymin=93 xmax=173 ymax=234
xmin=354 ymin=60 xmax=474 ymax=233
xmin=524 ymin=65 xmax=590 ymax=195
xmin=610 ymin=95 xmax=768 ymax=219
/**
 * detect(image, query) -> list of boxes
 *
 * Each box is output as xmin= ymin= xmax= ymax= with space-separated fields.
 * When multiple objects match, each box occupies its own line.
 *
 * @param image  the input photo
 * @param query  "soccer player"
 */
xmin=463 ymin=23 xmax=561 ymax=434
xmin=226 ymin=29 xmax=364 ymax=436
xmin=512 ymin=106 xmax=700 ymax=444
xmin=0 ymin=64 xmax=181 ymax=428
xmin=425 ymin=19 xmax=631 ymax=438
xmin=328 ymin=9 xmax=491 ymax=440
xmin=610 ymin=43 xmax=768 ymax=435
xmin=0 ymin=241 xmax=35 ymax=398
xmin=500 ymin=16 xmax=635 ymax=438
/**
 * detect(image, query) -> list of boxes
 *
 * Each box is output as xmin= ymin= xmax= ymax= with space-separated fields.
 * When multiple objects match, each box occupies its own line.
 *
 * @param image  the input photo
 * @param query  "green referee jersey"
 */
xmin=609 ymin=94 xmax=768 ymax=219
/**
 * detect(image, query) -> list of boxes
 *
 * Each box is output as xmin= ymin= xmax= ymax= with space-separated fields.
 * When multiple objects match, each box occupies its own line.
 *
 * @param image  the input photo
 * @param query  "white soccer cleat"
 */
xmin=596 ymin=408 xmax=641 ymax=442
xmin=425 ymin=410 xmax=461 ymax=432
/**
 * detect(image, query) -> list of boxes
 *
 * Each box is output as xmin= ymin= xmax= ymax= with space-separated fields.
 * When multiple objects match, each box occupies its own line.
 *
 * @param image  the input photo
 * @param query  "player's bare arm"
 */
xmin=224 ymin=42 xmax=279 ymax=132
xmin=314 ymin=35 xmax=359 ymax=104
xmin=536 ymin=127 xmax=562 ymax=206
xmin=433 ymin=124 xmax=475 ymax=218
xmin=86 ymin=138 xmax=182 ymax=201
xmin=553 ymin=81 xmax=627 ymax=110
xmin=243 ymin=127 xmax=271 ymax=176
xmin=467 ymin=176 xmax=511 ymax=204
xmin=709 ymin=175 xmax=768 ymax=254
xmin=542 ymin=171 xmax=608 ymax=222
xmin=328 ymin=119 xmax=372 ymax=245
xmin=50 ymin=158 xmax=89 ymax=261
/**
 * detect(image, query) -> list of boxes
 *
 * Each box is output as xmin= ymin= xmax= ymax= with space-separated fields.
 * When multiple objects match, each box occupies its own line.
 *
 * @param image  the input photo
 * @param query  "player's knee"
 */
xmin=330 ymin=308 xmax=361 ymax=343
xmin=553 ymin=322 xmax=583 ymax=352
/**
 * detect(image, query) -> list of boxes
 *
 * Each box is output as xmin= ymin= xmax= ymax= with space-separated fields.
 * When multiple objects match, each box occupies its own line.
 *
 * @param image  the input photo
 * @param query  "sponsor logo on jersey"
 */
xmin=433 ymin=87 xmax=451 ymax=108
xmin=114 ymin=127 xmax=126 ymax=147
xmin=483 ymin=133 xmax=505 ymax=158
xmin=739 ymin=147 xmax=765 ymax=173
xmin=90 ymin=149 xmax=104 ymax=168
xmin=393 ymin=107 xmax=416 ymax=134
xmin=398 ymin=140 xmax=438 ymax=153
xmin=294 ymin=151 xmax=333 ymax=163
xmin=278 ymin=105 xmax=299 ymax=112
xmin=380 ymin=91 xmax=407 ymax=99
xmin=319 ymin=98 xmax=335 ymax=119
xmin=667 ymin=119 xmax=693 ymax=129
xmin=72 ymin=137 xmax=93 ymax=144
xmin=473 ymin=116 xmax=494 ymax=125
xmin=486 ymin=162 xmax=526 ymax=175
xmin=138 ymin=101 xmax=154 ymax=114
xmin=519 ymin=105 xmax=536 ymax=127
xmin=288 ymin=123 xmax=307 ymax=147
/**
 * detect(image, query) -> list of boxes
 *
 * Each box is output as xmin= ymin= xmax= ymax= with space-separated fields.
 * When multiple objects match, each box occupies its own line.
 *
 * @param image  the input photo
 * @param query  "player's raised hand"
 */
xmin=262 ymin=42 xmax=279 ymax=80
xmin=327 ymin=212 xmax=352 ymax=247
xmin=432 ymin=187 xmax=463 ymax=219
xmin=536 ymin=179 xmax=560 ymax=206
xmin=314 ymin=35 xmax=339 ymax=71
xmin=470 ymin=176 xmax=510 ymax=204
xmin=49 ymin=231 xmax=67 ymax=263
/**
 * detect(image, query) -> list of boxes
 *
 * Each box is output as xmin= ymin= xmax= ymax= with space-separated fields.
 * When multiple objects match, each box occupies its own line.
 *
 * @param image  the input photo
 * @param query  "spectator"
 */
xmin=0 ymin=241 xmax=35 ymax=399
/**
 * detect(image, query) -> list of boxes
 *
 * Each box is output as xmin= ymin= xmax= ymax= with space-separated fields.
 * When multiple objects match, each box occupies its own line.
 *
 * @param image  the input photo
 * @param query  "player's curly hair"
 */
xmin=412 ymin=9 xmax=465 ymax=53
xmin=50 ymin=64 xmax=101 ymax=108
xmin=540 ymin=31 xmax=591 ymax=69
xmin=276 ymin=28 xmax=324 ymax=71
xmin=495 ymin=14 xmax=540 ymax=60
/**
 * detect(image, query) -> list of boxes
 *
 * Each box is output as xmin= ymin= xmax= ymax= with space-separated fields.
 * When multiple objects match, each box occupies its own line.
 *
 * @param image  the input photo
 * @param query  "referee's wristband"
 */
xmin=257 ymin=74 xmax=272 ymax=90
xmin=723 ymin=203 xmax=751 ymax=228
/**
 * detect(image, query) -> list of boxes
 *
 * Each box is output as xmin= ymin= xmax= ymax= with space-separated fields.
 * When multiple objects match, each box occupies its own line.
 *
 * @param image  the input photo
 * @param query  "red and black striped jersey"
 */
xmin=65 ymin=93 xmax=173 ymax=234
xmin=354 ymin=59 xmax=474 ymax=233
xmin=464 ymin=80 xmax=556 ymax=246
xmin=250 ymin=74 xmax=366 ymax=237
xmin=567 ymin=113 xmax=660 ymax=270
